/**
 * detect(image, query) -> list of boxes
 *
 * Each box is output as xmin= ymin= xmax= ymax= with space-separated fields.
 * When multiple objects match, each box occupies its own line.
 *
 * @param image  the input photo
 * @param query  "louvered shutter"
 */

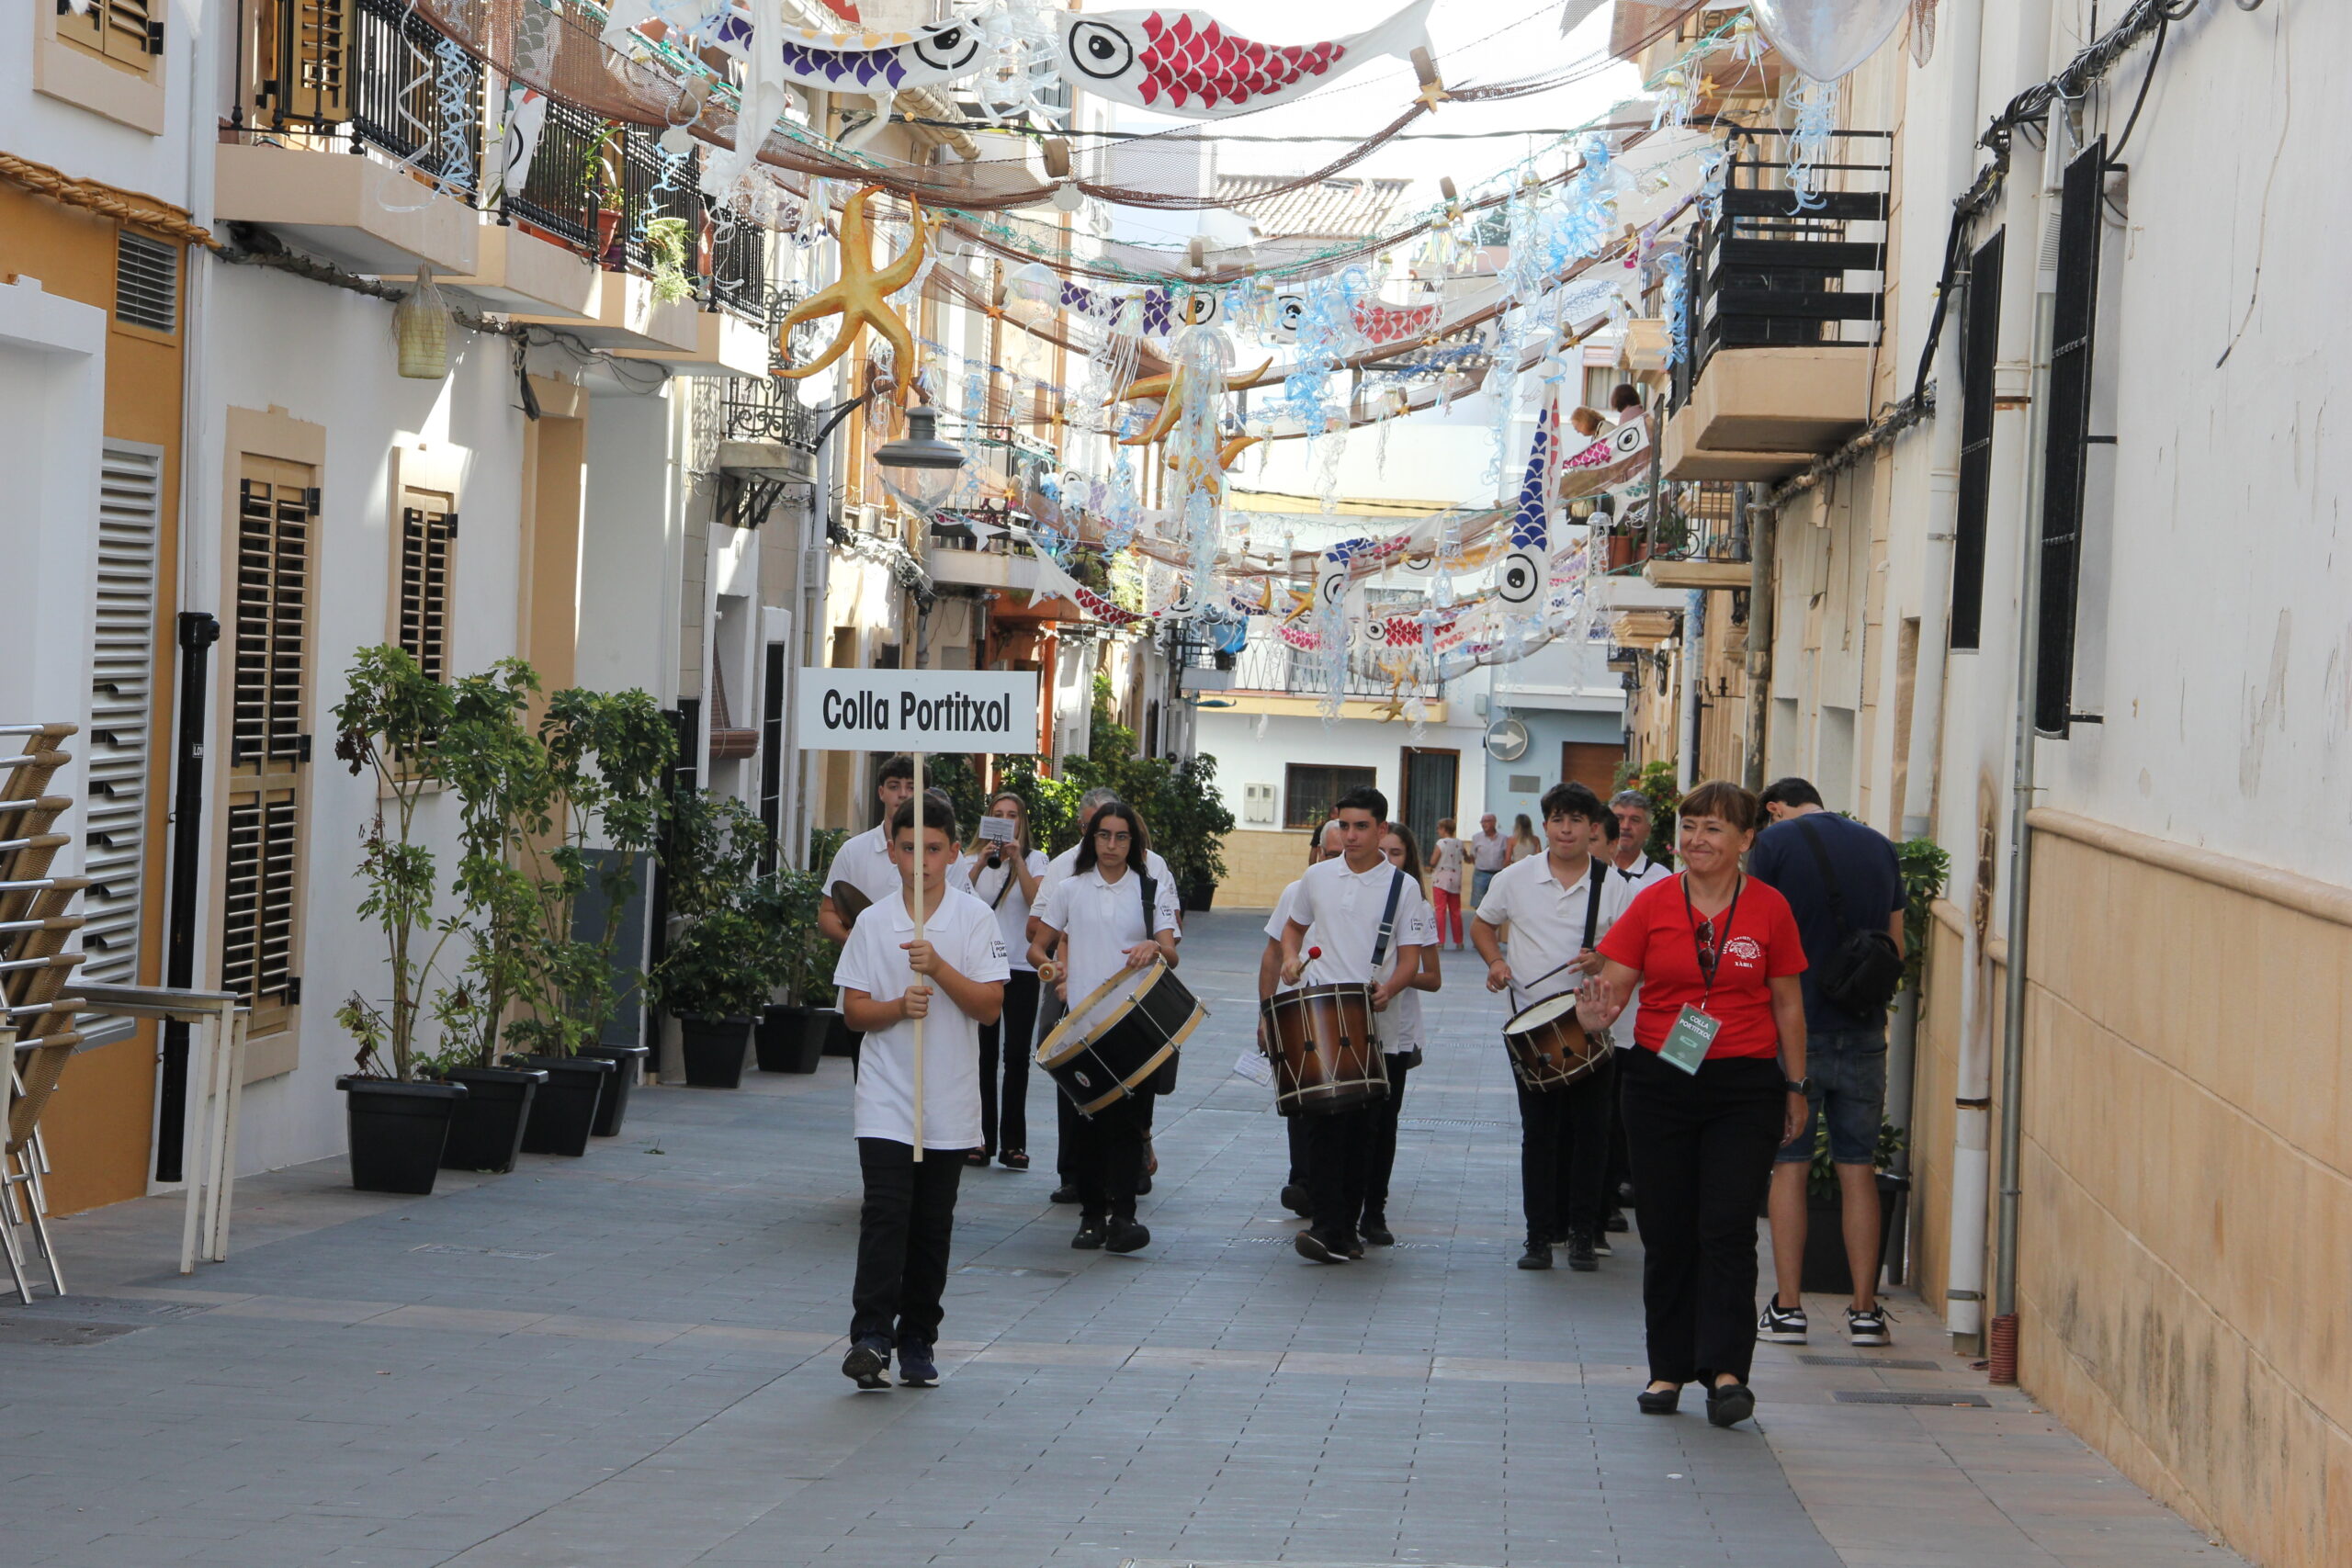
xmin=262 ymin=0 xmax=354 ymax=125
xmin=60 ymin=0 xmax=160 ymax=66
xmin=80 ymin=443 xmax=164 ymax=1044
xmin=222 ymin=458 xmax=312 ymax=1034
xmin=396 ymin=492 xmax=455 ymax=682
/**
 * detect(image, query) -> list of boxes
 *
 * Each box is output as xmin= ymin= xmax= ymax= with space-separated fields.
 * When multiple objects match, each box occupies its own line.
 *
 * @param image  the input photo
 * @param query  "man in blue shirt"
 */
xmin=1747 ymin=778 xmax=1905 ymax=1348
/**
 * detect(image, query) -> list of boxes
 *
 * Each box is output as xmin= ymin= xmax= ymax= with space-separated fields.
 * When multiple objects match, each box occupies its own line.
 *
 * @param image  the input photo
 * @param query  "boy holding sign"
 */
xmin=833 ymin=790 xmax=1009 ymax=1389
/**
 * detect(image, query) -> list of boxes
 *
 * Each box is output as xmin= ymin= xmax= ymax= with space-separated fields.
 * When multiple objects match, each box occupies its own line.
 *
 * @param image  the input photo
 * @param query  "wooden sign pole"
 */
xmin=910 ymin=749 xmax=924 ymax=1164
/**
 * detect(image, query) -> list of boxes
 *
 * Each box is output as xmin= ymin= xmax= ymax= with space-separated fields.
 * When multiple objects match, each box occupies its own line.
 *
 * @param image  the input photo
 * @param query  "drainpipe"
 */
xmin=1743 ymin=486 xmax=1775 ymax=791
xmin=1676 ymin=591 xmax=1702 ymax=790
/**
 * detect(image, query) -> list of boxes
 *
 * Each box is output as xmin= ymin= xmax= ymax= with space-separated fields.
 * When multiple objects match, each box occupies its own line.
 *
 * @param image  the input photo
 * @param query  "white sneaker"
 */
xmin=1758 ymin=1299 xmax=1808 ymax=1343
xmin=1846 ymin=1304 xmax=1892 ymax=1346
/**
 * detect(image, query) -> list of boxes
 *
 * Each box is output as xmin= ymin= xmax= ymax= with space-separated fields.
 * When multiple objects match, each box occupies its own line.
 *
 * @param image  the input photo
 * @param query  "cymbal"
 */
xmin=829 ymin=881 xmax=873 ymax=928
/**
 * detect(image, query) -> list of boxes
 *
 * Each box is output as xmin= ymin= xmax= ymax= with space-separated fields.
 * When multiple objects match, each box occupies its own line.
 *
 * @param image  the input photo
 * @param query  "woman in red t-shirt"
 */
xmin=1581 ymin=780 xmax=1809 ymax=1429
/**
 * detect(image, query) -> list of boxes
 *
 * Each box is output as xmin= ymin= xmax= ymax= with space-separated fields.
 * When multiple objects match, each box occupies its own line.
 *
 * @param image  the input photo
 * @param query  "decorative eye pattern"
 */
xmin=1068 ymin=20 xmax=1136 ymax=80
xmin=1497 ymin=549 xmax=1541 ymax=604
xmin=1274 ymin=296 xmax=1306 ymax=336
xmin=1179 ymin=292 xmax=1220 ymax=327
xmin=911 ymin=24 xmax=978 ymax=71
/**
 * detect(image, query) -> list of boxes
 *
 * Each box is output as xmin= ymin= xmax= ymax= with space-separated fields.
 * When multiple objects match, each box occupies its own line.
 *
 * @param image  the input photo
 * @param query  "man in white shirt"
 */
xmin=831 ymin=795 xmax=1009 ymax=1390
xmin=1468 ymin=812 xmax=1507 ymax=908
xmin=1473 ymin=782 xmax=1634 ymax=1272
xmin=1609 ymin=789 xmax=1674 ymax=893
xmin=1278 ymin=786 xmax=1428 ymax=1263
xmin=820 ymin=756 xmax=919 ymax=944
xmin=1036 ymin=789 xmax=1177 ymax=1203
xmin=1261 ymin=818 xmax=1341 ymax=1217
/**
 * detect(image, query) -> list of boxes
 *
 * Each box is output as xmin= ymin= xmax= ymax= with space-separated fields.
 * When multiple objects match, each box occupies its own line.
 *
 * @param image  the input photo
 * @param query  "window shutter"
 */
xmin=2034 ymin=143 xmax=2104 ymax=737
xmin=102 ymin=0 xmax=156 ymax=61
xmin=265 ymin=0 xmax=355 ymax=124
xmin=1948 ymin=229 xmax=2004 ymax=652
xmin=224 ymin=457 xmax=312 ymax=1032
xmin=396 ymin=493 xmax=455 ymax=682
xmin=80 ymin=444 xmax=164 ymax=1043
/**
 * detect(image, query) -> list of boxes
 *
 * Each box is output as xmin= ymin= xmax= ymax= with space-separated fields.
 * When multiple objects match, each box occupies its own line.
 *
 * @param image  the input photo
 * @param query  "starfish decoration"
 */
xmin=775 ymin=185 xmax=930 ymax=401
xmin=1109 ymin=358 xmax=1276 ymax=446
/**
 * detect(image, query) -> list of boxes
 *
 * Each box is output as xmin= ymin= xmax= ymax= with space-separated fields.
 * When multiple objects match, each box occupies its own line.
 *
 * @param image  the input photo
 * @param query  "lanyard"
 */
xmin=1679 ymin=873 xmax=1744 ymax=1008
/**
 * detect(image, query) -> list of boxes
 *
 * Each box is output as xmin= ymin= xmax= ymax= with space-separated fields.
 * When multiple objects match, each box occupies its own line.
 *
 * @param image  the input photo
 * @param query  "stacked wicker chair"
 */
xmin=0 ymin=722 xmax=85 ymax=1302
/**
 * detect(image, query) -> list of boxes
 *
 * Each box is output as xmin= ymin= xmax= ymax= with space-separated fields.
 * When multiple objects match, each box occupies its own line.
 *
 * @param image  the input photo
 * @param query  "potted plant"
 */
xmin=650 ymin=791 xmax=773 ymax=1088
xmin=748 ymin=867 xmax=833 ymax=1074
xmin=1798 ymin=1119 xmax=1911 ymax=1295
xmin=328 ymin=647 xmax=470 ymax=1193
xmin=1159 ymin=752 xmax=1235 ymax=911
xmin=504 ymin=686 xmax=674 ymax=1143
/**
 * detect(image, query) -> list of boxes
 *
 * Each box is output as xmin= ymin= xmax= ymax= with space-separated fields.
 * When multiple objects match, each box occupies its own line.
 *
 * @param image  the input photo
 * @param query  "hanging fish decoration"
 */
xmin=703 ymin=16 xmax=988 ymax=90
xmin=1055 ymin=0 xmax=1436 ymax=118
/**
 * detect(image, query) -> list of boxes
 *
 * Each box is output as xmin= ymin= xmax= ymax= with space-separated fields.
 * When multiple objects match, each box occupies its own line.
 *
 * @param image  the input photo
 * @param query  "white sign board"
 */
xmin=797 ymin=668 xmax=1039 ymax=751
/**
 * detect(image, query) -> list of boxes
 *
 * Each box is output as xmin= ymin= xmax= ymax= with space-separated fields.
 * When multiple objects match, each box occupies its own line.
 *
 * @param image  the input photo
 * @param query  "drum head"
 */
xmin=1508 ymin=992 xmax=1579 ymax=1032
xmin=1038 ymin=961 xmax=1159 ymax=1066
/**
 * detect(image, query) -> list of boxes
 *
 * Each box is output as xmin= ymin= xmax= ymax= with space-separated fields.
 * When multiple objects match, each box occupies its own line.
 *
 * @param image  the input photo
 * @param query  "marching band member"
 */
xmin=1362 ymin=824 xmax=1442 ymax=1247
xmin=1030 ymin=801 xmax=1181 ymax=1254
xmin=1261 ymin=818 xmax=1342 ymax=1217
xmin=834 ymin=794 xmax=1008 ymax=1391
xmin=1279 ymin=785 xmax=1428 ymax=1264
xmin=1472 ymin=782 xmax=1635 ymax=1272
xmin=957 ymin=794 xmax=1049 ymax=1170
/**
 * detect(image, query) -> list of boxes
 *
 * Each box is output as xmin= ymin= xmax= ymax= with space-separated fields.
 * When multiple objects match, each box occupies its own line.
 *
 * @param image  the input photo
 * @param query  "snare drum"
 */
xmin=1260 ymin=983 xmax=1388 ymax=1115
xmin=1502 ymin=992 xmax=1611 ymax=1091
xmin=1036 ymin=959 xmax=1205 ymax=1117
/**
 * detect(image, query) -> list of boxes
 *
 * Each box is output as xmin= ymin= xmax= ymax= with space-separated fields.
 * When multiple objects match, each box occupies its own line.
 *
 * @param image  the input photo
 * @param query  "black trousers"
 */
xmin=850 ymin=1137 xmax=965 ymax=1346
xmin=1618 ymin=1047 xmax=1784 ymax=1385
xmin=1514 ymin=1057 xmax=1614 ymax=1244
xmin=1362 ymin=1055 xmax=1413 ymax=1218
xmin=978 ymin=970 xmax=1041 ymax=1156
xmin=1304 ymin=1105 xmax=1374 ymax=1242
xmin=1285 ymin=1111 xmax=1306 ymax=1188
xmin=1069 ymin=1096 xmax=1148 ymax=1222
xmin=1602 ymin=1064 xmax=1632 ymax=1211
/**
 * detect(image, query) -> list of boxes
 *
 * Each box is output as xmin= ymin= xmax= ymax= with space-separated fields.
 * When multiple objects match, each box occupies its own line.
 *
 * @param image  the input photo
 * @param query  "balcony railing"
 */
xmin=1669 ymin=127 xmax=1890 ymax=410
xmin=722 ymin=374 xmax=821 ymax=453
xmin=1227 ymin=629 xmax=1443 ymax=702
xmin=707 ymin=204 xmax=767 ymax=319
xmin=250 ymin=0 xmax=482 ymax=196
xmin=502 ymin=95 xmax=604 ymax=250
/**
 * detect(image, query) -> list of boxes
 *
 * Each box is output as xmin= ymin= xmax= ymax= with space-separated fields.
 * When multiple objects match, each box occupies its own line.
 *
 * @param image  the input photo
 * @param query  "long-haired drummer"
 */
xmin=1471 ymin=782 xmax=1635 ymax=1271
xmin=1277 ymin=785 xmax=1430 ymax=1264
xmin=1030 ymin=801 xmax=1182 ymax=1254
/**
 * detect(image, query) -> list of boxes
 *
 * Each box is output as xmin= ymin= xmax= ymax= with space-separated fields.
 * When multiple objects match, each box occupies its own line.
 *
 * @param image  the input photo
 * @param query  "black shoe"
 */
xmin=1281 ymin=1182 xmax=1311 ymax=1216
xmin=1071 ymin=1218 xmax=1107 ymax=1249
xmin=1603 ymin=1209 xmax=1629 ymax=1234
xmin=842 ymin=1335 xmax=892 ymax=1390
xmin=1105 ymin=1218 xmax=1150 ymax=1254
xmin=1636 ymin=1383 xmax=1681 ymax=1415
xmin=1547 ymin=1228 xmax=1569 ymax=1247
xmin=1706 ymin=1381 xmax=1757 ymax=1428
xmin=1345 ymin=1235 xmax=1365 ymax=1259
xmin=1050 ymin=1182 xmax=1080 ymax=1204
xmin=1564 ymin=1229 xmax=1599 ymax=1271
xmin=1295 ymin=1229 xmax=1347 ymax=1264
xmin=897 ymin=1337 xmax=938 ymax=1387
xmin=1516 ymin=1241 xmax=1553 ymax=1270
xmin=1135 ymin=1172 xmax=1152 ymax=1196
xmin=1360 ymin=1213 xmax=1395 ymax=1247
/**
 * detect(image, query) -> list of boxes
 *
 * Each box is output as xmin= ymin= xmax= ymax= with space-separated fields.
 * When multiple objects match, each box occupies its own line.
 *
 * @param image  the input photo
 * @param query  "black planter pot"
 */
xmin=575 ymin=1043 xmax=651 ymax=1136
xmin=756 ymin=1005 xmax=830 ymax=1074
xmin=439 ymin=1066 xmax=547 ymax=1173
xmin=819 ymin=1008 xmax=856 ymax=1057
xmin=338 ymin=1077 xmax=467 ymax=1195
xmin=676 ymin=1015 xmax=753 ymax=1088
xmin=507 ymin=1055 xmax=616 ymax=1156
xmin=1799 ymin=1172 xmax=1912 ymax=1296
xmin=1179 ymin=878 xmax=1216 ymax=913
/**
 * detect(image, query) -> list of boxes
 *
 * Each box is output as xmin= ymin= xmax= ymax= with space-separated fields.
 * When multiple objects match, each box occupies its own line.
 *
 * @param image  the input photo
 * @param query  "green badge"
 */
xmin=1657 ymin=1005 xmax=1720 ymax=1075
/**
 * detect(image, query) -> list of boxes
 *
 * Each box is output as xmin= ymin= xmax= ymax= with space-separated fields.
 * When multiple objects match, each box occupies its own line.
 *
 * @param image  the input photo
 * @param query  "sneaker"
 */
xmin=1563 ymin=1229 xmax=1599 ymax=1272
xmin=1603 ymin=1209 xmax=1630 ymax=1234
xmin=1295 ymin=1229 xmax=1348 ymax=1264
xmin=1071 ymin=1217 xmax=1107 ymax=1249
xmin=1105 ymin=1218 xmax=1150 ymax=1254
xmin=1345 ymin=1235 xmax=1366 ymax=1259
xmin=897 ymin=1337 xmax=938 ymax=1387
xmin=1516 ymin=1241 xmax=1553 ymax=1270
xmin=1846 ymin=1304 xmax=1892 ymax=1347
xmin=1050 ymin=1182 xmax=1080 ymax=1205
xmin=1281 ymin=1183 xmax=1312 ymax=1217
xmin=1758 ymin=1299 xmax=1808 ymax=1344
xmin=842 ymin=1335 xmax=892 ymax=1390
xmin=1359 ymin=1213 xmax=1395 ymax=1247
xmin=1592 ymin=1233 xmax=1613 ymax=1258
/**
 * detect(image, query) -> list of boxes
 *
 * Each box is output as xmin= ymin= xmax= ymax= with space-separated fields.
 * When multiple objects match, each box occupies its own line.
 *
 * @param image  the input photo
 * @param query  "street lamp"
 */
xmin=874 ymin=403 xmax=967 ymax=509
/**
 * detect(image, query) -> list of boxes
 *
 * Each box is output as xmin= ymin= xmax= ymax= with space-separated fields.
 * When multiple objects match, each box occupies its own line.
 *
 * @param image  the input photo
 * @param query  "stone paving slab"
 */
xmin=5 ymin=910 xmax=2243 ymax=1568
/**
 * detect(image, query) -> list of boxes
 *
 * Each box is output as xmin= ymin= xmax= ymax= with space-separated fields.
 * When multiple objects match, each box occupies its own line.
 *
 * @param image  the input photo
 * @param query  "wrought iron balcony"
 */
xmin=1227 ymin=629 xmax=1443 ymax=702
xmin=248 ymin=0 xmax=483 ymax=197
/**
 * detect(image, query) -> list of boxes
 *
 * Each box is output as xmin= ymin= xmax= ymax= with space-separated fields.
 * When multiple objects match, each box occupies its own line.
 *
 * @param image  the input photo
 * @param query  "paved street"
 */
xmin=7 ymin=910 xmax=2238 ymax=1568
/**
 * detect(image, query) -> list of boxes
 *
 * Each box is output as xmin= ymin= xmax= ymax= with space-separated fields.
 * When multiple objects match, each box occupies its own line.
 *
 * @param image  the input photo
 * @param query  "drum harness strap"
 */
xmin=1371 ymin=867 xmax=1408 ymax=975
xmin=1505 ymin=868 xmax=1608 ymax=1010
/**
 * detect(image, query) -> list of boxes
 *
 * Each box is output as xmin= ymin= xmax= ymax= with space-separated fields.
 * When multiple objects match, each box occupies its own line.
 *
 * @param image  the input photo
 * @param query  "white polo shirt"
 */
xmin=1037 ymin=841 xmax=1174 ymax=911
xmin=1263 ymin=880 xmax=1304 ymax=944
xmin=1614 ymin=852 xmax=1674 ymax=897
xmin=824 ymin=825 xmax=971 ymax=927
xmin=1475 ymin=851 xmax=1634 ymax=1009
xmin=831 ymin=886 xmax=1010 ymax=1149
xmin=958 ymin=847 xmax=1049 ymax=974
xmin=1285 ymin=854 xmax=1430 ymax=989
xmin=1383 ymin=903 xmax=1440 ymax=1051
xmin=1035 ymin=863 xmax=1181 ymax=1006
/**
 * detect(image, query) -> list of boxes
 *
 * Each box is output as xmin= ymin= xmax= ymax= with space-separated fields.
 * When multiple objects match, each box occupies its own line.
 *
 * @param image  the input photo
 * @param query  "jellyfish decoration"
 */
xmin=1783 ymin=75 xmax=1839 ymax=214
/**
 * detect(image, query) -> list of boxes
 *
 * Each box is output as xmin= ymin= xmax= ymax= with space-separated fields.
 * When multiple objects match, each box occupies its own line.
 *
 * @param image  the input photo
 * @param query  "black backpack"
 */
xmin=1795 ymin=818 xmax=1905 ymax=1017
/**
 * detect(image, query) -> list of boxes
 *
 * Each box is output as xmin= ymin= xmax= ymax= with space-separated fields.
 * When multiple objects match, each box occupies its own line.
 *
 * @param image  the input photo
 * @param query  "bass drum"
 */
xmin=1035 ymin=959 xmax=1205 ymax=1117
xmin=1502 ymin=991 xmax=1611 ymax=1091
xmin=1260 ymin=983 xmax=1387 ymax=1115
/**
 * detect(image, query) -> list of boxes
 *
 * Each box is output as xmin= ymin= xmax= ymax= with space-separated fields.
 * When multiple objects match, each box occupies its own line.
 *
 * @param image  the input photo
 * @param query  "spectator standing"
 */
xmin=1428 ymin=818 xmax=1466 ymax=950
xmin=1610 ymin=789 xmax=1673 ymax=889
xmin=1468 ymin=813 xmax=1508 ymax=906
xmin=1507 ymin=814 xmax=1542 ymax=865
xmin=1747 ymin=778 xmax=1907 ymax=1348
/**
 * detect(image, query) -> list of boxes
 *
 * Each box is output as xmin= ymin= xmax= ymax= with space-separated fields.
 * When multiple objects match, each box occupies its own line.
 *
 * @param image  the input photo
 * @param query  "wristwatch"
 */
xmin=1783 ymin=1076 xmax=1812 ymax=1096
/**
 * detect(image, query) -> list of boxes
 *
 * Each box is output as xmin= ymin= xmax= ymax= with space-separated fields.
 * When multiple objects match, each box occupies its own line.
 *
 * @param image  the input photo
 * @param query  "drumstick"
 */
xmin=1505 ymin=953 xmax=1589 ymax=1008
